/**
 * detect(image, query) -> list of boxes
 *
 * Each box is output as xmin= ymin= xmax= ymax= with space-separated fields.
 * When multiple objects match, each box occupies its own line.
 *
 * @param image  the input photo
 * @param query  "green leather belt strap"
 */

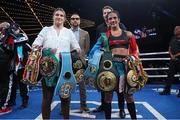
xmin=100 ymin=33 xmax=110 ymax=52
xmin=96 ymin=51 xmax=118 ymax=91
xmin=40 ymin=48 xmax=60 ymax=87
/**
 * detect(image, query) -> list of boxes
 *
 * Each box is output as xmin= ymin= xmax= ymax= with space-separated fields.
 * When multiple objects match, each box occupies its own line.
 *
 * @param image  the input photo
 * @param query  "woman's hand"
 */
xmin=76 ymin=48 xmax=81 ymax=54
xmin=52 ymin=48 xmax=57 ymax=54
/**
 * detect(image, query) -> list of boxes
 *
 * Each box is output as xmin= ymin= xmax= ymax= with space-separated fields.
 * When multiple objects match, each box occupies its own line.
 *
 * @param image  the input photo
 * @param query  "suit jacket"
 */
xmin=79 ymin=28 xmax=90 ymax=58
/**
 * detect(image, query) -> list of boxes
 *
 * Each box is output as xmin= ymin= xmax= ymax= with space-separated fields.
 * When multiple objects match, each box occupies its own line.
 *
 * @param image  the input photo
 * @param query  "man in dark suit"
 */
xmin=70 ymin=13 xmax=90 ymax=113
xmin=160 ymin=26 xmax=180 ymax=97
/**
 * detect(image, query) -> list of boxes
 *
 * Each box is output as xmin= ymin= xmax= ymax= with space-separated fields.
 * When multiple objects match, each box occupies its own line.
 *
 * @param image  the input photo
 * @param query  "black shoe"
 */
xmin=119 ymin=110 xmax=126 ymax=119
xmin=80 ymin=107 xmax=90 ymax=113
xmin=59 ymin=110 xmax=63 ymax=115
xmin=159 ymin=89 xmax=170 ymax=95
xmin=8 ymin=101 xmax=16 ymax=107
xmin=92 ymin=105 xmax=104 ymax=112
xmin=19 ymin=99 xmax=28 ymax=109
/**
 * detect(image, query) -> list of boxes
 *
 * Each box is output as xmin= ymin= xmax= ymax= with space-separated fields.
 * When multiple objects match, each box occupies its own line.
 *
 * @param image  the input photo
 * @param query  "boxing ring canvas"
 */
xmin=1 ymin=84 xmax=180 ymax=119
xmin=1 ymin=51 xmax=180 ymax=119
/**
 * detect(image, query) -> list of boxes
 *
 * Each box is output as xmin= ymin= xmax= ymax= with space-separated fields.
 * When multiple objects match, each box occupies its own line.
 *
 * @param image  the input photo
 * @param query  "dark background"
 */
xmin=1 ymin=0 xmax=179 ymax=83
xmin=48 ymin=0 xmax=180 ymax=52
xmin=1 ymin=0 xmax=180 ymax=53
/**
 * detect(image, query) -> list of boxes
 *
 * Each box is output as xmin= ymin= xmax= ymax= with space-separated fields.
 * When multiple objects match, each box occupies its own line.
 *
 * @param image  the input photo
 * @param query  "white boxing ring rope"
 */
xmin=139 ymin=51 xmax=169 ymax=56
xmin=140 ymin=51 xmax=180 ymax=78
xmin=141 ymin=58 xmax=170 ymax=61
xmin=85 ymin=51 xmax=179 ymax=78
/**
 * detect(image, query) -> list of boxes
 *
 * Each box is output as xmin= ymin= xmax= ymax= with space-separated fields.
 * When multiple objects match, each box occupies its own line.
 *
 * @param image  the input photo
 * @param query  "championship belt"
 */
xmin=126 ymin=55 xmax=148 ymax=94
xmin=22 ymin=46 xmax=42 ymax=85
xmin=39 ymin=48 xmax=60 ymax=87
xmin=71 ymin=50 xmax=86 ymax=83
xmin=96 ymin=52 xmax=118 ymax=92
xmin=54 ymin=52 xmax=76 ymax=98
xmin=84 ymin=50 xmax=103 ymax=88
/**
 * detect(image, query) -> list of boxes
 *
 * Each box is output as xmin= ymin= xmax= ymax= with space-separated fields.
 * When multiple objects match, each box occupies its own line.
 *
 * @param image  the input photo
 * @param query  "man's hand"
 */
xmin=76 ymin=48 xmax=81 ymax=54
xmin=171 ymin=55 xmax=175 ymax=60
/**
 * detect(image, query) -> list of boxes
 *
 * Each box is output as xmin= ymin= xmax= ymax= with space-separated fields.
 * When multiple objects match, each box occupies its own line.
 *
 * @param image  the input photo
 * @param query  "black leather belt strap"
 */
xmin=112 ymin=54 xmax=127 ymax=62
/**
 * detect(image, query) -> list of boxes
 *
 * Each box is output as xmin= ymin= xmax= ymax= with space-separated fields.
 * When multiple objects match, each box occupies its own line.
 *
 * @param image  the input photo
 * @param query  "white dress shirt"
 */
xmin=33 ymin=26 xmax=80 ymax=60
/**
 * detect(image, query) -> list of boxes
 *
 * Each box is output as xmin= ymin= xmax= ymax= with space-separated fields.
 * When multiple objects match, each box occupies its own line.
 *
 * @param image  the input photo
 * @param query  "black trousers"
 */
xmin=9 ymin=68 xmax=29 ymax=105
xmin=165 ymin=59 xmax=180 ymax=89
xmin=0 ymin=51 xmax=12 ymax=108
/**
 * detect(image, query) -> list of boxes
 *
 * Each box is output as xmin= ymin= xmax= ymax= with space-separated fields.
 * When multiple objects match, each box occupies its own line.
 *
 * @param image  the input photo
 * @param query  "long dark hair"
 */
xmin=106 ymin=10 xmax=120 ymax=20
